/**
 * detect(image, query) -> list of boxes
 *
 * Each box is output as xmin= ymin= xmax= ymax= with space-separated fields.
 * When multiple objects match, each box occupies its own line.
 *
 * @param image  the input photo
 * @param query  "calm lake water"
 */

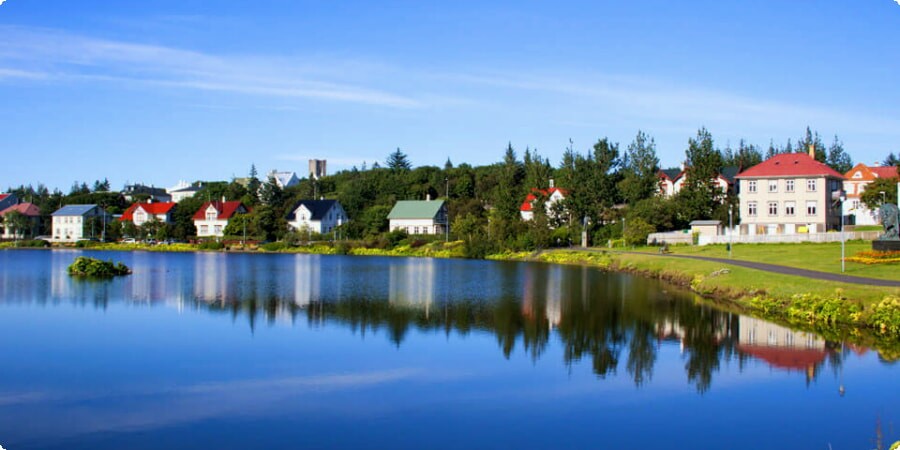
xmin=0 ymin=249 xmax=897 ymax=449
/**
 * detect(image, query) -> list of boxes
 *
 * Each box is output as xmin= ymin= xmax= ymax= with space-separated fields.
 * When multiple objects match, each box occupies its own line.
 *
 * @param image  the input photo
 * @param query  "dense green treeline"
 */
xmin=6 ymin=126 xmax=896 ymax=252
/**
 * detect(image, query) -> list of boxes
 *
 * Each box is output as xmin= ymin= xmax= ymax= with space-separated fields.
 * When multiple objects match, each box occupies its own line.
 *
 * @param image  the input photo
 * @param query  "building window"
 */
xmin=785 ymin=180 xmax=794 ymax=192
xmin=768 ymin=180 xmax=778 ymax=193
xmin=768 ymin=202 xmax=778 ymax=216
xmin=214 ymin=225 xmax=222 ymax=234
xmin=413 ymin=226 xmax=419 ymax=235
xmin=807 ymin=179 xmax=817 ymax=192
xmin=206 ymin=211 xmax=216 ymax=220
xmin=200 ymin=225 xmax=209 ymax=234
xmin=806 ymin=201 xmax=817 ymax=216
xmin=748 ymin=180 xmax=757 ymax=193
xmin=785 ymin=201 xmax=796 ymax=216
xmin=748 ymin=202 xmax=757 ymax=217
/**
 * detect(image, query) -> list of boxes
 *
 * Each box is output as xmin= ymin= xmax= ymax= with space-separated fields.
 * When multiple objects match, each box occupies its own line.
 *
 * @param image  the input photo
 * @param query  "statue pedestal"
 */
xmin=872 ymin=240 xmax=900 ymax=252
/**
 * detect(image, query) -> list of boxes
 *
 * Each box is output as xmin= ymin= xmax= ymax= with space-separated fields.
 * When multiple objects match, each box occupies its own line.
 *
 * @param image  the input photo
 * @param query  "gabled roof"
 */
xmin=270 ymin=171 xmax=299 ymax=188
xmin=736 ymin=153 xmax=844 ymax=179
xmin=388 ymin=200 xmax=445 ymax=220
xmin=120 ymin=202 xmax=177 ymax=221
xmin=520 ymin=187 xmax=568 ymax=212
xmin=286 ymin=199 xmax=340 ymax=221
xmin=0 ymin=202 xmax=40 ymax=217
xmin=658 ymin=169 xmax=683 ymax=181
xmin=52 ymin=204 xmax=100 ymax=216
xmin=192 ymin=201 xmax=248 ymax=220
xmin=719 ymin=166 xmax=741 ymax=184
xmin=0 ymin=194 xmax=10 ymax=202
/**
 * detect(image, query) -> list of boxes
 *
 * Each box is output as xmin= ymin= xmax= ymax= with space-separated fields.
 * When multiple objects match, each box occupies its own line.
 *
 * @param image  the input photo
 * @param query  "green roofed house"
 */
xmin=387 ymin=196 xmax=448 ymax=236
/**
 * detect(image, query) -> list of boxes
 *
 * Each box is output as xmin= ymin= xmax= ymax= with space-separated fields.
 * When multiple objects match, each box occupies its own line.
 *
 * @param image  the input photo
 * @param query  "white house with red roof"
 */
xmin=192 ymin=200 xmax=249 ymax=238
xmin=842 ymin=163 xmax=899 ymax=226
xmin=520 ymin=185 xmax=568 ymax=221
xmin=0 ymin=202 xmax=41 ymax=239
xmin=657 ymin=166 xmax=741 ymax=198
xmin=735 ymin=149 xmax=844 ymax=235
xmin=119 ymin=201 xmax=177 ymax=227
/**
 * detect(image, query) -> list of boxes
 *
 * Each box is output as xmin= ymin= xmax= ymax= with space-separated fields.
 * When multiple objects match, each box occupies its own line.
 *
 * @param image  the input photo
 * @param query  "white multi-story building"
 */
xmin=736 ymin=151 xmax=844 ymax=235
xmin=51 ymin=204 xmax=108 ymax=242
xmin=192 ymin=200 xmax=249 ymax=238
xmin=167 ymin=181 xmax=203 ymax=203
xmin=842 ymin=163 xmax=898 ymax=226
xmin=286 ymin=199 xmax=348 ymax=234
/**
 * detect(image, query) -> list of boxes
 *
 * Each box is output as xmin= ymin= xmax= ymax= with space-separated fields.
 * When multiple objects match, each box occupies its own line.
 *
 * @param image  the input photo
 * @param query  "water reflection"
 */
xmin=0 ymin=250 xmax=890 ymax=393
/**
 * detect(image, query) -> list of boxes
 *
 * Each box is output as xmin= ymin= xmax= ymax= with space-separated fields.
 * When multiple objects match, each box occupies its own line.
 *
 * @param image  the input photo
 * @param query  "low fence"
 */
xmin=648 ymin=230 xmax=881 ymax=245
xmin=647 ymin=231 xmax=693 ymax=245
xmin=701 ymin=231 xmax=881 ymax=245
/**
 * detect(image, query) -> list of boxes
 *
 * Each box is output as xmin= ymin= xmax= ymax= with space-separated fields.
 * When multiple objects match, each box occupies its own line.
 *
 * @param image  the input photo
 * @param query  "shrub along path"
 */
xmin=609 ymin=250 xmax=900 ymax=288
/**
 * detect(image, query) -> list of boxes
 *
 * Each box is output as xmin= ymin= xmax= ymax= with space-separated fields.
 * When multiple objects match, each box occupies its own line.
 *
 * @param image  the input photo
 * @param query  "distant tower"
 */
xmin=309 ymin=159 xmax=327 ymax=180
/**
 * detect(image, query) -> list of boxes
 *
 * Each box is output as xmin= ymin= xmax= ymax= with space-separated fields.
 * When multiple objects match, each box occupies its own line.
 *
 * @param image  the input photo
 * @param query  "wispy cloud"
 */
xmin=0 ymin=26 xmax=421 ymax=108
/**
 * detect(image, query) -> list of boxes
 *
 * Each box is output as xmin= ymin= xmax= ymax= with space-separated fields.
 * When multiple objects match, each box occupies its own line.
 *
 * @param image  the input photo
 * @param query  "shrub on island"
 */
xmin=67 ymin=256 xmax=131 ymax=277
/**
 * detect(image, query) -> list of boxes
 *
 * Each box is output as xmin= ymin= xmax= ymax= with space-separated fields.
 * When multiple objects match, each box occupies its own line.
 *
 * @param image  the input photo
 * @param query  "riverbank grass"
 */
xmin=631 ymin=241 xmax=899 ymax=281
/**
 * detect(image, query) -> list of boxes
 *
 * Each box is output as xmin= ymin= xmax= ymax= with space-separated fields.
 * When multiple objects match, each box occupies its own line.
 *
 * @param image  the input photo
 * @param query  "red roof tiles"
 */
xmin=520 ymin=187 xmax=568 ymax=212
xmin=0 ymin=202 xmax=40 ymax=217
xmin=871 ymin=166 xmax=899 ymax=179
xmin=120 ymin=202 xmax=177 ymax=221
xmin=737 ymin=153 xmax=844 ymax=179
xmin=192 ymin=201 xmax=248 ymax=220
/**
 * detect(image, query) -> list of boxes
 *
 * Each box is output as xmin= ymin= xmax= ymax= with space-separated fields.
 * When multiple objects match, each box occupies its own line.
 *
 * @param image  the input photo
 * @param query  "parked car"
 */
xmin=121 ymin=238 xmax=137 ymax=244
xmin=144 ymin=239 xmax=158 ymax=245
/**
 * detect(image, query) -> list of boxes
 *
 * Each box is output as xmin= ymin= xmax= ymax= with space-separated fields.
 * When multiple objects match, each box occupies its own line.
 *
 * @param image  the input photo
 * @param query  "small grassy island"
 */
xmin=67 ymin=256 xmax=131 ymax=277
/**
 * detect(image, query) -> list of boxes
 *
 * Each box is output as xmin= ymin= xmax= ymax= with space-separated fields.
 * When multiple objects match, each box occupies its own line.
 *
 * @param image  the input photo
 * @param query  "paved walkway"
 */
xmin=597 ymin=249 xmax=900 ymax=288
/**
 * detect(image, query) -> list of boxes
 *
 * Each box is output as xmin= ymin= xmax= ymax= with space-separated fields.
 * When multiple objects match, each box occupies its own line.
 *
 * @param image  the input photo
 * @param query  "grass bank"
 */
xmin=629 ymin=241 xmax=899 ymax=281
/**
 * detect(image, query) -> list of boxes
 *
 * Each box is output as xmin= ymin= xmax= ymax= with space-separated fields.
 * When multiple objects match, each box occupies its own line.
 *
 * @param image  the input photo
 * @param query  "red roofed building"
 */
xmin=735 ymin=150 xmax=845 ymax=235
xmin=119 ymin=201 xmax=177 ymax=227
xmin=0 ymin=202 xmax=42 ymax=239
xmin=193 ymin=200 xmax=249 ymax=237
xmin=842 ymin=163 xmax=899 ymax=226
xmin=520 ymin=186 xmax=568 ymax=222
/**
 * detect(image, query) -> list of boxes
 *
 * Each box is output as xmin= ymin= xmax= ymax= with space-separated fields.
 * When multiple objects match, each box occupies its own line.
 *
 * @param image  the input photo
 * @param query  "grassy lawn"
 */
xmin=610 ymin=251 xmax=899 ymax=304
xmin=625 ymin=241 xmax=899 ymax=281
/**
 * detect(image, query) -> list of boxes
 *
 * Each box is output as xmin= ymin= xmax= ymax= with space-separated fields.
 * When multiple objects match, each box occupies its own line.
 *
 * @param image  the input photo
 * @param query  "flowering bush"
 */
xmin=846 ymin=250 xmax=900 ymax=265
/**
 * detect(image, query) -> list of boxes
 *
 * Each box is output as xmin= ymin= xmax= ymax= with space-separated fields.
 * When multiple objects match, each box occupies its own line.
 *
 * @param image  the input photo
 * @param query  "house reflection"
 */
xmin=194 ymin=253 xmax=228 ymax=303
xmin=389 ymin=258 xmax=435 ymax=314
xmin=293 ymin=254 xmax=321 ymax=308
xmin=737 ymin=316 xmax=829 ymax=383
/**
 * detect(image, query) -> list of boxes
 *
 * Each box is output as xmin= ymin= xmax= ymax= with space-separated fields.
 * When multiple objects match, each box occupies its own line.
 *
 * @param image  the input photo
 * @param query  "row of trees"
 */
xmin=4 ymin=126 xmax=897 ymax=251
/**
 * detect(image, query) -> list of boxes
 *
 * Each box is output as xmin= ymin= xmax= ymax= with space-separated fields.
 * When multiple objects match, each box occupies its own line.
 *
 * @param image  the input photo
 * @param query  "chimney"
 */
xmin=808 ymin=144 xmax=815 ymax=158
xmin=549 ymin=179 xmax=555 ymax=188
xmin=680 ymin=161 xmax=687 ymax=171
xmin=221 ymin=196 xmax=226 ymax=203
xmin=426 ymin=193 xmax=431 ymax=201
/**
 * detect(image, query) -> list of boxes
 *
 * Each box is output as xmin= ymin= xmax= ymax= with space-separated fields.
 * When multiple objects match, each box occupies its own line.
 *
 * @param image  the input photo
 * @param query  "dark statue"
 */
xmin=873 ymin=203 xmax=900 ymax=251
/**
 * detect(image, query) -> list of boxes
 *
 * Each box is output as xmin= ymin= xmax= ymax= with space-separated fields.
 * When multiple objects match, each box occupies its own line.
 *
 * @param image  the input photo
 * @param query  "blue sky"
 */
xmin=1 ymin=0 xmax=899 ymax=191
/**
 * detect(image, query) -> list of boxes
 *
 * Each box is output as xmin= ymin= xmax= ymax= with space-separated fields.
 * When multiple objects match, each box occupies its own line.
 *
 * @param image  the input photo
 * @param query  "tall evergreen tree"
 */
xmin=826 ymin=135 xmax=853 ymax=174
xmin=797 ymin=126 xmax=826 ymax=161
xmin=386 ymin=148 xmax=412 ymax=171
xmin=619 ymin=130 xmax=659 ymax=205
xmin=677 ymin=127 xmax=724 ymax=220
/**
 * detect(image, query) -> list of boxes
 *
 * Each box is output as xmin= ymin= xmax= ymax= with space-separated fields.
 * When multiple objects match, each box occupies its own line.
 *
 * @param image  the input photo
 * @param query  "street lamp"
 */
xmin=840 ymin=194 xmax=846 ymax=273
xmin=728 ymin=205 xmax=733 ymax=259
